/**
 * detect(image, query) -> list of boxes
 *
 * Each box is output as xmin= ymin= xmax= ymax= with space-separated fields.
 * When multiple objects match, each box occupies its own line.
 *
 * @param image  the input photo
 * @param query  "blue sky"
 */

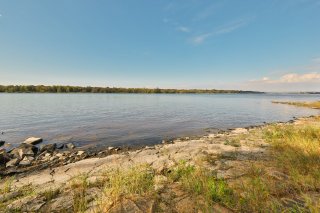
xmin=0 ymin=0 xmax=320 ymax=91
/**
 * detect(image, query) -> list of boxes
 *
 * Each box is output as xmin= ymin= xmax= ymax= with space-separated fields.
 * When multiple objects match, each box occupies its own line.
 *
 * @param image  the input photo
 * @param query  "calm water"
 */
xmin=0 ymin=93 xmax=319 ymax=149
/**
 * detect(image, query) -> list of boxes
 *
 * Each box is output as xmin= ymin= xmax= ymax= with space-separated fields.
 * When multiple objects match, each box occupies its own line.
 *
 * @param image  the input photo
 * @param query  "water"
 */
xmin=0 ymin=93 xmax=319 ymax=149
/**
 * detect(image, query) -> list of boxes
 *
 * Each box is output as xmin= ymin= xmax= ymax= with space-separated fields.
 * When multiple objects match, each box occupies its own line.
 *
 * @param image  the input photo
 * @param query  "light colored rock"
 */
xmin=66 ymin=143 xmax=75 ymax=149
xmin=108 ymin=146 xmax=114 ymax=150
xmin=23 ymin=137 xmax=43 ymax=145
xmin=231 ymin=128 xmax=248 ymax=134
xmin=77 ymin=150 xmax=85 ymax=156
xmin=6 ymin=158 xmax=19 ymax=167
xmin=19 ymin=156 xmax=34 ymax=166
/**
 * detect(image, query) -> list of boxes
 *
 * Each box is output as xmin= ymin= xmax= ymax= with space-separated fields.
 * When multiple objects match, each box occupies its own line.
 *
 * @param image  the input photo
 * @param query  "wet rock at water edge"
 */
xmin=10 ymin=143 xmax=38 ymax=159
xmin=66 ymin=143 xmax=75 ymax=149
xmin=40 ymin=143 xmax=57 ymax=153
xmin=0 ymin=140 xmax=5 ymax=147
xmin=23 ymin=137 xmax=43 ymax=145
xmin=56 ymin=143 xmax=65 ymax=149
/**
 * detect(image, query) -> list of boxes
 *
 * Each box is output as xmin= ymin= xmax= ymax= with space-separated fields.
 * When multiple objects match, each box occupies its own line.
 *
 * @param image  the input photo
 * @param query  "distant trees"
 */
xmin=0 ymin=85 xmax=260 ymax=94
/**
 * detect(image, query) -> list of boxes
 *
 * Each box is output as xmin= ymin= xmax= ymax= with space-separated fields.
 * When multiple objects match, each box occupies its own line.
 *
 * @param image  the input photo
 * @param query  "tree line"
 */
xmin=0 ymin=85 xmax=261 ymax=94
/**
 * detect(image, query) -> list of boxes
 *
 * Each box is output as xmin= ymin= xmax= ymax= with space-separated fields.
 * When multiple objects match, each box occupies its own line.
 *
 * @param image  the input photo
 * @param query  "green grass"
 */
xmin=224 ymin=138 xmax=241 ymax=147
xmin=69 ymin=174 xmax=89 ymax=213
xmin=168 ymin=161 xmax=235 ymax=210
xmin=103 ymin=164 xmax=155 ymax=201
xmin=40 ymin=188 xmax=60 ymax=201
xmin=0 ymin=177 xmax=15 ymax=194
xmin=264 ymin=124 xmax=320 ymax=191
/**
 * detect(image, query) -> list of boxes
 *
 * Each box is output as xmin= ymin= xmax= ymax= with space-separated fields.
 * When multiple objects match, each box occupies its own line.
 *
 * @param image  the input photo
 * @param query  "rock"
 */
xmin=0 ymin=140 xmax=5 ymax=147
xmin=50 ymin=193 xmax=73 ymax=212
xmin=108 ymin=146 xmax=114 ymax=151
xmin=19 ymin=156 xmax=34 ymax=166
xmin=77 ymin=150 xmax=85 ymax=156
xmin=6 ymin=158 xmax=19 ymax=167
xmin=0 ymin=191 xmax=22 ymax=203
xmin=23 ymin=137 xmax=43 ymax=145
xmin=7 ymin=195 xmax=46 ymax=212
xmin=40 ymin=143 xmax=57 ymax=153
xmin=66 ymin=143 xmax=75 ymax=149
xmin=10 ymin=143 xmax=38 ymax=159
xmin=49 ymin=156 xmax=58 ymax=161
xmin=0 ymin=152 xmax=11 ymax=165
xmin=56 ymin=143 xmax=65 ymax=149
xmin=232 ymin=128 xmax=248 ymax=134
xmin=56 ymin=153 xmax=64 ymax=158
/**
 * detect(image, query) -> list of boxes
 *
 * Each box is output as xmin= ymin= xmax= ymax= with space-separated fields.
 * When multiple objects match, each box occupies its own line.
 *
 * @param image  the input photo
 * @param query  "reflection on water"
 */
xmin=0 ymin=93 xmax=319 ymax=148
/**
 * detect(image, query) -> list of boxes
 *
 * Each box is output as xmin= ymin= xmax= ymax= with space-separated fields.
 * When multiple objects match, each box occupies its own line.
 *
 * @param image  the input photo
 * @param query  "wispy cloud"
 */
xmin=191 ymin=19 xmax=251 ymax=44
xmin=176 ymin=26 xmax=191 ymax=33
xmin=251 ymin=72 xmax=320 ymax=84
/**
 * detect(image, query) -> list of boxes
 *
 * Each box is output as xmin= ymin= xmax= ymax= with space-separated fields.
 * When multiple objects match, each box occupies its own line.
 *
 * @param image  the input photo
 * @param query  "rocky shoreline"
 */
xmin=0 ymin=117 xmax=299 ymax=178
xmin=0 ymin=115 xmax=319 ymax=212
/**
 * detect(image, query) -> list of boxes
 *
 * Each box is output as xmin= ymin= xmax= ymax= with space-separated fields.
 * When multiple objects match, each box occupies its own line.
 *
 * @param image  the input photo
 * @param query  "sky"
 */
xmin=0 ymin=0 xmax=320 ymax=92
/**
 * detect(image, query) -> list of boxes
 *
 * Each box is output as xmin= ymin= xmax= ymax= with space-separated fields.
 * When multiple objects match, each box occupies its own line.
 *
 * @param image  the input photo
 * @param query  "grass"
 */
xmin=224 ymin=138 xmax=241 ymax=147
xmin=264 ymin=124 xmax=320 ymax=191
xmin=272 ymin=100 xmax=320 ymax=109
xmin=168 ymin=161 xmax=235 ymax=210
xmin=40 ymin=188 xmax=60 ymax=201
xmin=103 ymin=164 xmax=155 ymax=201
xmin=69 ymin=174 xmax=89 ymax=213
xmin=0 ymin=177 xmax=14 ymax=194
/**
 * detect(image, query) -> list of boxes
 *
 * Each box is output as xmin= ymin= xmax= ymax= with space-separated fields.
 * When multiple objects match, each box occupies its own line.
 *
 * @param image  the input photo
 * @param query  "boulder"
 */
xmin=0 ymin=140 xmax=5 ymax=147
xmin=40 ymin=143 xmax=56 ymax=153
xmin=66 ymin=143 xmax=75 ymax=149
xmin=10 ymin=143 xmax=38 ymax=159
xmin=77 ymin=150 xmax=85 ymax=156
xmin=6 ymin=158 xmax=19 ymax=167
xmin=19 ymin=156 xmax=34 ymax=166
xmin=0 ymin=152 xmax=11 ymax=166
xmin=56 ymin=143 xmax=65 ymax=149
xmin=23 ymin=137 xmax=43 ymax=145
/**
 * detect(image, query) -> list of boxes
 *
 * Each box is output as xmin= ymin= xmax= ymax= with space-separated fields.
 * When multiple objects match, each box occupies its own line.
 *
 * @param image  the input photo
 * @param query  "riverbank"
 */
xmin=1 ymin=113 xmax=319 ymax=212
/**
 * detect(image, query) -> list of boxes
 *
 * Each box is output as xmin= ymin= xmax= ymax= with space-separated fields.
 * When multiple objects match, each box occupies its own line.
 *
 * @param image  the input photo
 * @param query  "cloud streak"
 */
xmin=177 ymin=26 xmax=191 ymax=33
xmin=191 ymin=19 xmax=250 ymax=44
xmin=251 ymin=72 xmax=320 ymax=84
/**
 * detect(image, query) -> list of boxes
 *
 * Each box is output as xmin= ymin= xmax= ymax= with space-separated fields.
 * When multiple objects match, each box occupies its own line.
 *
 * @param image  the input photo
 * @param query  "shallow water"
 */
xmin=0 ymin=93 xmax=319 ymax=148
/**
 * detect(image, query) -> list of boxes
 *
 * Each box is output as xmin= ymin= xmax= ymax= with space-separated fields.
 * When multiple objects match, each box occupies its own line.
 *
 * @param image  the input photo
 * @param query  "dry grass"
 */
xmin=272 ymin=100 xmax=320 ymax=109
xmin=69 ymin=174 xmax=89 ymax=213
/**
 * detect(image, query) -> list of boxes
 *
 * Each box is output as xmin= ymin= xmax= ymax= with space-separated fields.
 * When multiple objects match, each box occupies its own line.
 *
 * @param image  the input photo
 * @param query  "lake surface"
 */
xmin=0 ymin=93 xmax=319 ymax=149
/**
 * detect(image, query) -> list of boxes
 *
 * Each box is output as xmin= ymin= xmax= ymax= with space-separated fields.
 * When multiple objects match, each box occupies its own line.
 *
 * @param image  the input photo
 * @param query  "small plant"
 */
xmin=70 ymin=174 xmax=89 ymax=213
xmin=168 ymin=161 xmax=235 ymax=210
xmin=224 ymin=139 xmax=241 ymax=147
xmin=103 ymin=164 xmax=155 ymax=201
xmin=0 ymin=177 xmax=15 ymax=194
xmin=41 ymin=188 xmax=60 ymax=201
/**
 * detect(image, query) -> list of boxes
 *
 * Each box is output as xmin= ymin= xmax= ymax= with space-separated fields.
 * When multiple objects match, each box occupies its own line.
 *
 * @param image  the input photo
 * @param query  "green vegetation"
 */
xmin=69 ymin=174 xmax=89 ymax=213
xmin=264 ymin=124 xmax=320 ymax=191
xmin=0 ymin=85 xmax=260 ymax=94
xmin=168 ymin=161 xmax=235 ymax=210
xmin=272 ymin=100 xmax=320 ymax=109
xmin=103 ymin=164 xmax=155 ymax=201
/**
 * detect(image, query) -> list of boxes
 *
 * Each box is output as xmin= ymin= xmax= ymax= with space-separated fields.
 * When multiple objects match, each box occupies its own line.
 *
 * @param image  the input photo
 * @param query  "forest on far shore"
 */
xmin=0 ymin=85 xmax=262 ymax=94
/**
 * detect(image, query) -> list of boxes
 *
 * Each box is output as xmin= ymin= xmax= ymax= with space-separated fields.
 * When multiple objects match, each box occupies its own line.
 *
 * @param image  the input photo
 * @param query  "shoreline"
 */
xmin=0 ymin=115 xmax=309 ymax=178
xmin=0 ymin=114 xmax=317 ymax=178
xmin=0 ymin=114 xmax=320 ymax=211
